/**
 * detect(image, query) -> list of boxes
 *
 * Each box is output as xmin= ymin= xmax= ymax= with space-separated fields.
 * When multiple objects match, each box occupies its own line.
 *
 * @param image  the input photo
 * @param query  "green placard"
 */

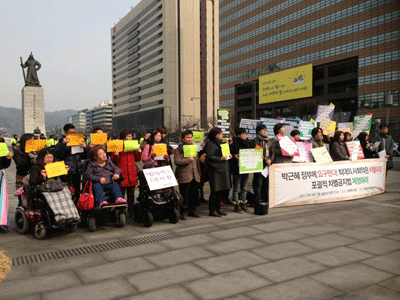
xmin=192 ymin=131 xmax=204 ymax=143
xmin=0 ymin=143 xmax=9 ymax=157
xmin=183 ymin=145 xmax=198 ymax=157
xmin=221 ymin=143 xmax=230 ymax=157
xmin=239 ymin=149 xmax=263 ymax=174
xmin=124 ymin=140 xmax=139 ymax=152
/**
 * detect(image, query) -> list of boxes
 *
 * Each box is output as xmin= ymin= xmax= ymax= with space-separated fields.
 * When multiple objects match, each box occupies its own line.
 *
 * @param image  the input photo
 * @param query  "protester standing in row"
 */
xmin=142 ymin=130 xmax=170 ymax=167
xmin=374 ymin=123 xmax=394 ymax=175
xmin=311 ymin=127 xmax=324 ymax=148
xmin=357 ymin=132 xmax=376 ymax=159
xmin=270 ymin=123 xmax=293 ymax=164
xmin=111 ymin=129 xmax=142 ymax=217
xmin=205 ymin=127 xmax=231 ymax=217
xmin=12 ymin=133 xmax=36 ymax=189
xmin=174 ymin=130 xmax=201 ymax=219
xmin=330 ymin=131 xmax=350 ymax=161
xmin=230 ymin=128 xmax=253 ymax=213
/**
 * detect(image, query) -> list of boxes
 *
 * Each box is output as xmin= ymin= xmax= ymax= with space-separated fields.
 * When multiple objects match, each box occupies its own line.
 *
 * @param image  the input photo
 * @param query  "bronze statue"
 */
xmin=20 ymin=53 xmax=41 ymax=86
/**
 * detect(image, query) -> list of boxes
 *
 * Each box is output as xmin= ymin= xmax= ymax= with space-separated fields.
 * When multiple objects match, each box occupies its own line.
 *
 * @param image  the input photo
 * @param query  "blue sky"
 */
xmin=0 ymin=0 xmax=141 ymax=111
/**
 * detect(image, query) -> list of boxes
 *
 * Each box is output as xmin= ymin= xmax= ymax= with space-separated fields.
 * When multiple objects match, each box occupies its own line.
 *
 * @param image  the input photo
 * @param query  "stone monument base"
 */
xmin=22 ymin=86 xmax=45 ymax=134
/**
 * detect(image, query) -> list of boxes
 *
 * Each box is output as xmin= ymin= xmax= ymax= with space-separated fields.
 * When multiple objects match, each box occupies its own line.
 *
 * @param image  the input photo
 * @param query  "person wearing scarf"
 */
xmin=374 ymin=123 xmax=394 ymax=174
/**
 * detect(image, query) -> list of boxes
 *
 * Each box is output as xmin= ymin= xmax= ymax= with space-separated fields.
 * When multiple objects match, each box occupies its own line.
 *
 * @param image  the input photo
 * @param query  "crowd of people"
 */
xmin=0 ymin=121 xmax=395 ymax=233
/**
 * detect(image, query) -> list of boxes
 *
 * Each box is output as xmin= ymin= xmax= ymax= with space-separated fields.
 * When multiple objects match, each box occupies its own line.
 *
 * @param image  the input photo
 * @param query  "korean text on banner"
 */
xmin=143 ymin=166 xmax=178 ymax=191
xmin=221 ymin=143 xmax=231 ymax=157
xmin=183 ymin=145 xmax=198 ymax=157
xmin=124 ymin=140 xmax=139 ymax=152
xmin=217 ymin=109 xmax=231 ymax=138
xmin=45 ymin=161 xmax=68 ymax=178
xmin=346 ymin=141 xmax=365 ymax=160
xmin=192 ymin=131 xmax=204 ymax=143
xmin=239 ymin=149 xmax=263 ymax=174
xmin=90 ymin=133 xmax=108 ymax=145
xmin=353 ymin=114 xmax=372 ymax=137
xmin=107 ymin=140 xmax=124 ymax=152
xmin=320 ymin=118 xmax=336 ymax=137
xmin=259 ymin=64 xmax=312 ymax=104
xmin=25 ymin=140 xmax=46 ymax=153
xmin=269 ymin=159 xmax=386 ymax=208
xmin=299 ymin=120 xmax=316 ymax=140
xmin=311 ymin=147 xmax=333 ymax=163
xmin=316 ymin=104 xmax=335 ymax=121
xmin=153 ymin=143 xmax=167 ymax=157
xmin=278 ymin=136 xmax=299 ymax=156
xmin=0 ymin=143 xmax=9 ymax=157
xmin=239 ymin=119 xmax=259 ymax=139
xmin=260 ymin=118 xmax=279 ymax=137
xmin=292 ymin=141 xmax=314 ymax=163
xmin=66 ymin=134 xmax=84 ymax=147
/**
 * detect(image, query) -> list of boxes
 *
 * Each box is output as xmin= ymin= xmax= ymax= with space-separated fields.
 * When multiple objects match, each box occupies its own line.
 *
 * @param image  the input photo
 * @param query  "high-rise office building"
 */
xmin=219 ymin=0 xmax=399 ymax=137
xmin=69 ymin=110 xmax=87 ymax=134
xmin=85 ymin=101 xmax=113 ymax=135
xmin=111 ymin=0 xmax=219 ymax=134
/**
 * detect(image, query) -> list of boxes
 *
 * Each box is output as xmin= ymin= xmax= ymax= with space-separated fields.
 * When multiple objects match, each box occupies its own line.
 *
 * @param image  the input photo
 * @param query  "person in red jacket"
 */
xmin=111 ymin=129 xmax=142 ymax=217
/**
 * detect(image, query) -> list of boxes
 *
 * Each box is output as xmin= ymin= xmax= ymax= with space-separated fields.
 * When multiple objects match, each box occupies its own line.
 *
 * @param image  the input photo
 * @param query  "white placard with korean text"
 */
xmin=269 ymin=159 xmax=386 ymax=208
xmin=143 ymin=166 xmax=178 ymax=191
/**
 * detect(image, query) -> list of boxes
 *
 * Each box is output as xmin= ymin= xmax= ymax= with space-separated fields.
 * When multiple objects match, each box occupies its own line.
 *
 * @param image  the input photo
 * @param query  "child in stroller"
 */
xmin=14 ymin=148 xmax=80 ymax=239
xmin=134 ymin=162 xmax=181 ymax=227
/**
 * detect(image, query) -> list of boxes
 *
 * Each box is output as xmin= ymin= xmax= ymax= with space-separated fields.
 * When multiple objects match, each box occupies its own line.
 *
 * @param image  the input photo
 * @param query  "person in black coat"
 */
xmin=0 ymin=152 xmax=12 ymax=170
xmin=12 ymin=133 xmax=36 ymax=189
xmin=205 ymin=127 xmax=232 ymax=217
xmin=330 ymin=131 xmax=350 ymax=161
xmin=54 ymin=123 xmax=87 ymax=201
xmin=357 ymin=132 xmax=376 ymax=159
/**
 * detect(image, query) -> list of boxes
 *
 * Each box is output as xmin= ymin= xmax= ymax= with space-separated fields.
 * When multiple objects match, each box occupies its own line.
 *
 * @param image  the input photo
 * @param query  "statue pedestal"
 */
xmin=22 ymin=86 xmax=45 ymax=134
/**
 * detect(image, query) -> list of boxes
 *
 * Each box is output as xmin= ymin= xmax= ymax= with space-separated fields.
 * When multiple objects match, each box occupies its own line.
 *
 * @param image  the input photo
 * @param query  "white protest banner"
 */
xmin=371 ymin=141 xmax=380 ymax=152
xmin=269 ymin=159 xmax=386 ymax=208
xmin=378 ymin=150 xmax=387 ymax=158
xmin=316 ymin=104 xmax=335 ymax=121
xmin=299 ymin=120 xmax=316 ymax=140
xmin=353 ymin=114 xmax=372 ymax=137
xmin=292 ymin=141 xmax=314 ymax=163
xmin=239 ymin=119 xmax=260 ymax=139
xmin=346 ymin=141 xmax=364 ymax=160
xmin=278 ymin=136 xmax=298 ymax=156
xmin=142 ymin=166 xmax=178 ymax=191
xmin=217 ymin=109 xmax=231 ymax=138
xmin=338 ymin=122 xmax=354 ymax=134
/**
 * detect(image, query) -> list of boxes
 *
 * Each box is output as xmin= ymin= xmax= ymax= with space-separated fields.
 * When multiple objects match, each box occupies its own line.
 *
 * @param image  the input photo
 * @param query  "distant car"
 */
xmin=393 ymin=143 xmax=399 ymax=157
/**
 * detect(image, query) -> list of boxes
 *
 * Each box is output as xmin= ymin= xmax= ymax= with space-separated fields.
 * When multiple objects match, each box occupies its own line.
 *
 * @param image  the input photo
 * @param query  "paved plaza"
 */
xmin=1 ymin=159 xmax=399 ymax=300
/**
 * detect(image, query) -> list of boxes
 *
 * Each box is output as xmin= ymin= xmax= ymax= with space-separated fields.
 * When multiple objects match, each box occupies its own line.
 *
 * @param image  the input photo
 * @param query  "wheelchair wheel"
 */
xmin=34 ymin=223 xmax=46 ymax=240
xmin=117 ymin=211 xmax=126 ymax=227
xmin=142 ymin=211 xmax=154 ymax=228
xmin=133 ymin=203 xmax=141 ymax=223
xmin=88 ymin=217 xmax=96 ymax=232
xmin=69 ymin=223 xmax=78 ymax=233
xmin=169 ymin=208 xmax=180 ymax=224
xmin=15 ymin=208 xmax=29 ymax=234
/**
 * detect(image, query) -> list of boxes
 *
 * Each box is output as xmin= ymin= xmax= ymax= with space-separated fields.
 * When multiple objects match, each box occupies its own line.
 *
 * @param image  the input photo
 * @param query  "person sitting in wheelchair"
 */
xmin=85 ymin=146 xmax=126 ymax=208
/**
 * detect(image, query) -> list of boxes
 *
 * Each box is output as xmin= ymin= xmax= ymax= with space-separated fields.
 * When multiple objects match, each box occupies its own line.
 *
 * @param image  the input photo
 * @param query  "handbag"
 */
xmin=40 ymin=177 xmax=64 ymax=192
xmin=77 ymin=181 xmax=94 ymax=210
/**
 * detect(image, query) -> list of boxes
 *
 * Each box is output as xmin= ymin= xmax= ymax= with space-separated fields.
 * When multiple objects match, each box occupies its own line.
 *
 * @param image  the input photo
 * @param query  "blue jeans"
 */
xmin=232 ymin=173 xmax=249 ymax=204
xmin=92 ymin=182 xmax=123 ymax=205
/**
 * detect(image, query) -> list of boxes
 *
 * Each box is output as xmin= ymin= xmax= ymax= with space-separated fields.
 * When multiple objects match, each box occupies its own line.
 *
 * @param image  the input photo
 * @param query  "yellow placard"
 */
xmin=124 ymin=140 xmax=139 ymax=152
xmin=259 ymin=64 xmax=313 ymax=104
xmin=107 ymin=140 xmax=124 ymax=152
xmin=221 ymin=143 xmax=231 ymax=157
xmin=25 ymin=140 xmax=46 ymax=153
xmin=311 ymin=147 xmax=333 ymax=164
xmin=153 ymin=144 xmax=167 ymax=157
xmin=45 ymin=161 xmax=68 ymax=178
xmin=320 ymin=118 xmax=336 ymax=137
xmin=90 ymin=133 xmax=108 ymax=145
xmin=66 ymin=134 xmax=85 ymax=146
xmin=0 ymin=143 xmax=9 ymax=157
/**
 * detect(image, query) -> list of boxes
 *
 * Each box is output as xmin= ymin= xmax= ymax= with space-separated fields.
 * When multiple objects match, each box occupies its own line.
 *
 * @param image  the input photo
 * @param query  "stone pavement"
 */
xmin=0 ymin=159 xmax=399 ymax=300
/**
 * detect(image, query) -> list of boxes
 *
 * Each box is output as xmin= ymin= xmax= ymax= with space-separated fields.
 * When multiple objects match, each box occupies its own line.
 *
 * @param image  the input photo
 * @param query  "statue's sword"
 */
xmin=20 ymin=57 xmax=27 ymax=85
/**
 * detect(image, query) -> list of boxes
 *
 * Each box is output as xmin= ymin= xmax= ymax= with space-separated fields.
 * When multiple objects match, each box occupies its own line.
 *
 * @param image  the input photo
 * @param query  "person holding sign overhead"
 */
xmin=330 ymin=131 xmax=350 ymax=161
xmin=142 ymin=130 xmax=170 ymax=167
xmin=12 ymin=133 xmax=37 ymax=189
xmin=270 ymin=124 xmax=293 ymax=164
xmin=55 ymin=124 xmax=88 ymax=202
xmin=174 ymin=130 xmax=202 ymax=219
xmin=111 ymin=129 xmax=142 ymax=217
xmin=205 ymin=127 xmax=232 ymax=217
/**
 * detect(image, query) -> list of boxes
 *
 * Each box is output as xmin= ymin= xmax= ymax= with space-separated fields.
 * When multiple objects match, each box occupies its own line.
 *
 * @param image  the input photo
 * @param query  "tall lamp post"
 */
xmin=385 ymin=94 xmax=393 ymax=125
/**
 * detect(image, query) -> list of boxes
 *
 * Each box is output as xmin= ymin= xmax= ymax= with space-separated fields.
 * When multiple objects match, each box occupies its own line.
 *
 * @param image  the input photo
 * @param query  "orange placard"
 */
xmin=25 ymin=140 xmax=46 ymax=153
xmin=255 ymin=144 xmax=262 ymax=150
xmin=90 ymin=133 xmax=108 ymax=145
xmin=45 ymin=161 xmax=68 ymax=178
xmin=107 ymin=140 xmax=124 ymax=152
xmin=66 ymin=134 xmax=85 ymax=146
xmin=153 ymin=144 xmax=167 ymax=157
